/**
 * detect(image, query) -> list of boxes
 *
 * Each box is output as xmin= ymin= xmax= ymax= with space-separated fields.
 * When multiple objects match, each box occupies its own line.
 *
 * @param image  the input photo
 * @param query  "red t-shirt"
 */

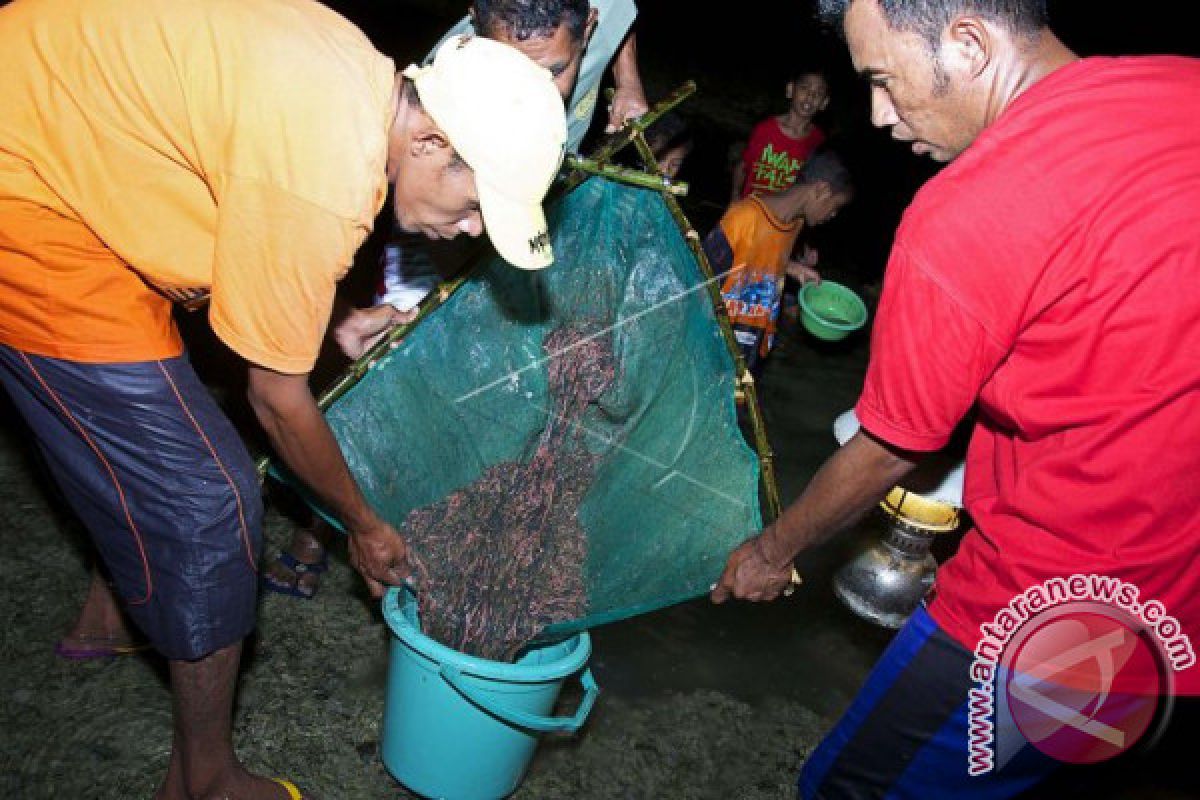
xmin=856 ymin=57 xmax=1200 ymax=694
xmin=740 ymin=117 xmax=825 ymax=197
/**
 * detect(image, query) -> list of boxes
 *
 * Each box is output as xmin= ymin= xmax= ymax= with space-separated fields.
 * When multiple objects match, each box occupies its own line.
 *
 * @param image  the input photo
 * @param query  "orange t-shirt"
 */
xmin=717 ymin=196 xmax=803 ymax=356
xmin=0 ymin=0 xmax=395 ymax=373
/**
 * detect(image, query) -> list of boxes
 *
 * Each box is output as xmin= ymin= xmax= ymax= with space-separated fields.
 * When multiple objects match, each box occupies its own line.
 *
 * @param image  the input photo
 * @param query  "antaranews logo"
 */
xmin=967 ymin=575 xmax=1195 ymax=776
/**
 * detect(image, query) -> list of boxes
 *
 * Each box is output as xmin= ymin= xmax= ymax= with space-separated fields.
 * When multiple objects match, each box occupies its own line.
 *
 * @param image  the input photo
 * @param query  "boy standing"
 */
xmin=706 ymin=152 xmax=853 ymax=373
xmin=732 ymin=68 xmax=830 ymax=201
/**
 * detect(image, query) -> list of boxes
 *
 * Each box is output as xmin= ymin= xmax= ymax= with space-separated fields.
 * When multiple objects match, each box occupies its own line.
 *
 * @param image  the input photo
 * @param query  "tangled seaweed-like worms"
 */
xmin=402 ymin=323 xmax=615 ymax=661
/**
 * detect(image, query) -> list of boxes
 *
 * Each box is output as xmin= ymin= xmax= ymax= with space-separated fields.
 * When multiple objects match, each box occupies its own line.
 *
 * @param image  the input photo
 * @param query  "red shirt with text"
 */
xmin=740 ymin=117 xmax=824 ymax=197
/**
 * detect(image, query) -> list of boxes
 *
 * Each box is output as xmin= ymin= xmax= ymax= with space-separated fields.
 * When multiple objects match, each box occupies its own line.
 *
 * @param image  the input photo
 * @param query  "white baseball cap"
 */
xmin=402 ymin=35 xmax=567 ymax=270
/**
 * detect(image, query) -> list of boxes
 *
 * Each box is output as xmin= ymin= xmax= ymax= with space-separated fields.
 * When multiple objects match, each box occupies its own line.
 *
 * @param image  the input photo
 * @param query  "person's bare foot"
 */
xmin=57 ymin=567 xmax=144 ymax=654
xmin=167 ymin=644 xmax=315 ymax=799
xmin=185 ymin=765 xmax=308 ymax=799
xmin=262 ymin=524 xmax=331 ymax=599
xmin=154 ymin=756 xmax=310 ymax=799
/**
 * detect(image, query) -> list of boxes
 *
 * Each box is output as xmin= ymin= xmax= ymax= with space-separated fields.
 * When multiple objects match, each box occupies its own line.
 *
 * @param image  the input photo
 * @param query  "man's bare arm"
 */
xmin=712 ymin=430 xmax=918 ymax=603
xmin=606 ymin=32 xmax=648 ymax=131
xmin=246 ymin=366 xmax=410 ymax=597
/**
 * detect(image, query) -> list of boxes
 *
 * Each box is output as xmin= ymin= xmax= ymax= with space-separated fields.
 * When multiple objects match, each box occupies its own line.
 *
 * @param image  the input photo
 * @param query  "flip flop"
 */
xmin=261 ymin=551 xmax=329 ymax=599
xmin=54 ymin=639 xmax=151 ymax=661
xmin=273 ymin=778 xmax=304 ymax=799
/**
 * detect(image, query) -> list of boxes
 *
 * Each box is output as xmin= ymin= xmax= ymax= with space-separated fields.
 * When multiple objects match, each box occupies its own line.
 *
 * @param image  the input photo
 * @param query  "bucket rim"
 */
xmin=382 ymin=586 xmax=592 ymax=682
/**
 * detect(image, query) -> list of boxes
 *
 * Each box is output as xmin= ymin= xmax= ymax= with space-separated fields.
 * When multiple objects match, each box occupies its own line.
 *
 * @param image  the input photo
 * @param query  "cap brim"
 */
xmin=477 ymin=178 xmax=554 ymax=270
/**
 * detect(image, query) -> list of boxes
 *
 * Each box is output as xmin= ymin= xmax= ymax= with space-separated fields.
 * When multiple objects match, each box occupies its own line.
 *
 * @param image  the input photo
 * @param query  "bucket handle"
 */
xmin=439 ymin=664 xmax=599 ymax=734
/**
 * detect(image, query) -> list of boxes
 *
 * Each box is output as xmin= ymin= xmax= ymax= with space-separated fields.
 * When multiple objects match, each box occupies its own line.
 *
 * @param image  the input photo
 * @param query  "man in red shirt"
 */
xmin=713 ymin=0 xmax=1200 ymax=796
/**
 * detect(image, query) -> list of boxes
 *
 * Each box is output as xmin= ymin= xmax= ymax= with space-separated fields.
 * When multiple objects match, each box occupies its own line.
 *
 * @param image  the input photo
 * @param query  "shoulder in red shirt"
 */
xmin=857 ymin=56 xmax=1200 ymax=693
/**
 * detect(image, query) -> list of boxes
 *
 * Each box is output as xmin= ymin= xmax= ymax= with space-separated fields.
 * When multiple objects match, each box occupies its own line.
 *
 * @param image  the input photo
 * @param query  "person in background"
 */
xmin=731 ymin=65 xmax=830 ymax=202
xmin=704 ymin=152 xmax=853 ymax=375
xmin=270 ymin=0 xmax=652 ymax=597
xmin=375 ymin=0 xmax=647 ymax=312
xmin=368 ymin=0 xmax=649 ymax=317
xmin=645 ymin=112 xmax=694 ymax=181
xmin=459 ymin=0 xmax=648 ymax=151
xmin=713 ymin=0 xmax=1200 ymax=797
xmin=0 ymin=0 xmax=567 ymax=793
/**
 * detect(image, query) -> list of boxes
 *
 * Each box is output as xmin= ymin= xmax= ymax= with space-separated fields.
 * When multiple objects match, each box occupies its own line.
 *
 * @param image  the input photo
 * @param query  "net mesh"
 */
xmin=300 ymin=177 xmax=762 ymax=639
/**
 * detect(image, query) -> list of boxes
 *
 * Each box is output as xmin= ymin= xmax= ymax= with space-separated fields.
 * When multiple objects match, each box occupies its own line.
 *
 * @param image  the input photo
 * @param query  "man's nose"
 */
xmin=870 ymin=88 xmax=899 ymax=128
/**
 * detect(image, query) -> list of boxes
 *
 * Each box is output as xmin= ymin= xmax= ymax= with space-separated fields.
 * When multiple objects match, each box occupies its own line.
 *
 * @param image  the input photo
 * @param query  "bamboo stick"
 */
xmin=559 ymin=81 xmax=696 ymax=195
xmin=566 ymin=155 xmax=688 ymax=195
xmin=630 ymin=130 xmax=783 ymax=522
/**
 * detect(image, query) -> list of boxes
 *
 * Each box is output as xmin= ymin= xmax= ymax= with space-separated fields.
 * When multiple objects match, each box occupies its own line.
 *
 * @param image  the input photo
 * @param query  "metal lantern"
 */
xmin=830 ymin=411 xmax=965 ymax=629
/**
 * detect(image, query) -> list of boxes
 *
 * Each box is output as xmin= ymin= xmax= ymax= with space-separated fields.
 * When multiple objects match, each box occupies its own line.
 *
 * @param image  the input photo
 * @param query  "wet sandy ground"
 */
xmin=3 ymin=316 xmax=1199 ymax=798
xmin=0 ymin=318 xmax=874 ymax=799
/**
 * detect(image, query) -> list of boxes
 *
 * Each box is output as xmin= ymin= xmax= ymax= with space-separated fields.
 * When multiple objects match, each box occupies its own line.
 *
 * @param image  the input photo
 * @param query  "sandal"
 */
xmin=273 ymin=778 xmax=305 ymax=799
xmin=262 ymin=551 xmax=329 ymax=599
xmin=54 ymin=638 xmax=151 ymax=661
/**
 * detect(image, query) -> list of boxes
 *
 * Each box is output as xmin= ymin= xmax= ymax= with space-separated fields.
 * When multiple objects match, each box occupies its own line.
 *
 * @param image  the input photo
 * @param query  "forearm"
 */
xmin=611 ymin=32 xmax=643 ymax=93
xmin=247 ymin=367 xmax=378 ymax=533
xmin=760 ymin=430 xmax=918 ymax=565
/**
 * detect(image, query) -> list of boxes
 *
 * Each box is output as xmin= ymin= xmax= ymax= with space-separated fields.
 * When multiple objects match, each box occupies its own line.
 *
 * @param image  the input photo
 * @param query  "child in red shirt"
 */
xmin=732 ymin=68 xmax=829 ymax=201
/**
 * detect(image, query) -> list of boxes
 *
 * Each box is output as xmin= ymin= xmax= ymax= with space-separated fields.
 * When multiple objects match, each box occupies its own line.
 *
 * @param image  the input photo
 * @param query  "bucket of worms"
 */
xmin=292 ymin=177 xmax=762 ymax=661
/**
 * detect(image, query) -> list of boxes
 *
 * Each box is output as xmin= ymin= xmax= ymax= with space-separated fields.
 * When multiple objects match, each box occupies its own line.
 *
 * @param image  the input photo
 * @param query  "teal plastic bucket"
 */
xmin=380 ymin=587 xmax=599 ymax=799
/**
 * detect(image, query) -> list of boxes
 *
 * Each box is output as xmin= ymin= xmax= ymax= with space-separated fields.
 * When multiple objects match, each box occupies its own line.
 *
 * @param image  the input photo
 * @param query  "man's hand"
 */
xmin=711 ymin=431 xmax=921 ymax=606
xmin=332 ymin=304 xmax=417 ymax=360
xmin=606 ymin=32 xmax=648 ymax=133
xmin=347 ymin=518 xmax=413 ymax=598
xmin=605 ymin=85 xmax=649 ymax=132
xmin=246 ymin=366 xmax=415 ymax=599
xmin=710 ymin=528 xmax=796 ymax=604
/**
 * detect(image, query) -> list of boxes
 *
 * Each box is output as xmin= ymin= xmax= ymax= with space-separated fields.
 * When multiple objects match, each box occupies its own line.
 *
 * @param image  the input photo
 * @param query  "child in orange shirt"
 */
xmin=704 ymin=151 xmax=853 ymax=373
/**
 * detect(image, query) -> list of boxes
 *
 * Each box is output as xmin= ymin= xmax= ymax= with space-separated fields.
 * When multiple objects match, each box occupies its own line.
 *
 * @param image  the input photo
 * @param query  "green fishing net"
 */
xmin=293 ymin=177 xmax=762 ymax=638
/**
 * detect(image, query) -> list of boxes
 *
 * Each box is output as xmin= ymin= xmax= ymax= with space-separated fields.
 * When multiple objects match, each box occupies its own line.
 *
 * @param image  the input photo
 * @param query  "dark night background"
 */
xmin=321 ymin=0 xmax=1200 ymax=293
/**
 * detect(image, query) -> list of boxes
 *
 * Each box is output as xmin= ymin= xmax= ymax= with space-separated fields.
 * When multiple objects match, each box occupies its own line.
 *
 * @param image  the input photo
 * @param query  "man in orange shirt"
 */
xmin=0 ymin=0 xmax=565 ymax=796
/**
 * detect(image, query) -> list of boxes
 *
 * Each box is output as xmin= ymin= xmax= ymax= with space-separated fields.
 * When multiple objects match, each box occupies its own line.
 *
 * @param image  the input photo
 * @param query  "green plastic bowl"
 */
xmin=798 ymin=280 xmax=868 ymax=341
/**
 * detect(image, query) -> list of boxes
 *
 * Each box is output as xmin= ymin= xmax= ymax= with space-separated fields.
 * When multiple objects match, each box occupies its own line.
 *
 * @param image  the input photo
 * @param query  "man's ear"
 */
xmin=785 ymin=81 xmax=795 ymax=100
xmin=944 ymin=14 xmax=993 ymax=80
xmin=410 ymin=119 xmax=453 ymax=159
